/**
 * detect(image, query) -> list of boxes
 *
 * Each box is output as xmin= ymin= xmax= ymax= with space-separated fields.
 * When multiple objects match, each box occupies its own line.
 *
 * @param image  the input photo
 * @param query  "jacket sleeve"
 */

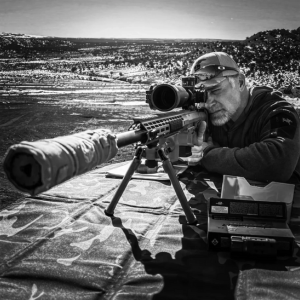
xmin=200 ymin=108 xmax=300 ymax=182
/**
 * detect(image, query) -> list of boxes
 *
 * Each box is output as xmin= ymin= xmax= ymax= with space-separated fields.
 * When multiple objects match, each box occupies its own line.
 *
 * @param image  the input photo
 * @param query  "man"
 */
xmin=191 ymin=52 xmax=300 ymax=183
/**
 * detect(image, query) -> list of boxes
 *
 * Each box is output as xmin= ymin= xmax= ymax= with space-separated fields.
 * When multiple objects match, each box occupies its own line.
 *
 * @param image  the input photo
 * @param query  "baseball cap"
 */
xmin=190 ymin=52 xmax=240 ymax=88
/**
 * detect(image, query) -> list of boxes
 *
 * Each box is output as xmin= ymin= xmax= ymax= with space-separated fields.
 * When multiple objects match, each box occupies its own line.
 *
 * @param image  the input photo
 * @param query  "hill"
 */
xmin=245 ymin=27 xmax=300 ymax=44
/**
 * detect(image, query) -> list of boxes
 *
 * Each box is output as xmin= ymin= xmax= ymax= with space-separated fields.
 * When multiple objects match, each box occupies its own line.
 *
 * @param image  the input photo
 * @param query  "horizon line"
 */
xmin=1 ymin=32 xmax=244 ymax=41
xmin=3 ymin=26 xmax=299 ymax=41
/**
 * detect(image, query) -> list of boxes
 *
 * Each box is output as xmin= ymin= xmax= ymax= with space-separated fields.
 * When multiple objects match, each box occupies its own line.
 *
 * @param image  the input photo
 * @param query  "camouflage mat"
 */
xmin=1 ymin=162 xmax=300 ymax=300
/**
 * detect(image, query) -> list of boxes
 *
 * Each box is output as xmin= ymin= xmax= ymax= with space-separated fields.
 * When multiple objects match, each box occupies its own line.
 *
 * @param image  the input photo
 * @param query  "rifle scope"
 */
xmin=149 ymin=84 xmax=192 ymax=111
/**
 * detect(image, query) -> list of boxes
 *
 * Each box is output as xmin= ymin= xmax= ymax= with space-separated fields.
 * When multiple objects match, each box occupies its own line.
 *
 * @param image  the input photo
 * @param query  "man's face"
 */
xmin=205 ymin=77 xmax=241 ymax=126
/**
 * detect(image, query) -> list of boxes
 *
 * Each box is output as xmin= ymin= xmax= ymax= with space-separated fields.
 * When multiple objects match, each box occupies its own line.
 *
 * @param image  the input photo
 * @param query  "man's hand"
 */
xmin=188 ymin=121 xmax=214 ymax=165
xmin=193 ymin=121 xmax=207 ymax=146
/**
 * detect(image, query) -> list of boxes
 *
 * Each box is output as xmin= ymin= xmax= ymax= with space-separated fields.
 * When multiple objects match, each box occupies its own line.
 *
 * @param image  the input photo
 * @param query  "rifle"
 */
xmin=3 ymin=77 xmax=207 ymax=224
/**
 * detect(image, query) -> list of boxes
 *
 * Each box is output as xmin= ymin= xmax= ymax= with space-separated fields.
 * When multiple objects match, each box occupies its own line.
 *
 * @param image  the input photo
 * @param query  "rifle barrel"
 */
xmin=116 ymin=130 xmax=148 ymax=148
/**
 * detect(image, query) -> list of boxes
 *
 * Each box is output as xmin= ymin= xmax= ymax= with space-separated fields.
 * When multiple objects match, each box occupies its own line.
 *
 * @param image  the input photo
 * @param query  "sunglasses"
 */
xmin=194 ymin=65 xmax=239 ymax=81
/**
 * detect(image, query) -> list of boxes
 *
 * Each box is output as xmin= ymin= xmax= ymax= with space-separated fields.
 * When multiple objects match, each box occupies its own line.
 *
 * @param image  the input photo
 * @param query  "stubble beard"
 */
xmin=209 ymin=94 xmax=241 ymax=126
xmin=210 ymin=109 xmax=232 ymax=126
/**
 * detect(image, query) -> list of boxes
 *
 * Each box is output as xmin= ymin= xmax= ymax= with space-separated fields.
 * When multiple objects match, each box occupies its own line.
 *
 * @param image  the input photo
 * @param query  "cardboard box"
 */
xmin=221 ymin=175 xmax=295 ymax=222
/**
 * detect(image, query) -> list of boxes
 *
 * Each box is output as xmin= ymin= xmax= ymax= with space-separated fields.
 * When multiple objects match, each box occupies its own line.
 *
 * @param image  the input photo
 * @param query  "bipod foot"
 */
xmin=104 ymin=209 xmax=114 ymax=217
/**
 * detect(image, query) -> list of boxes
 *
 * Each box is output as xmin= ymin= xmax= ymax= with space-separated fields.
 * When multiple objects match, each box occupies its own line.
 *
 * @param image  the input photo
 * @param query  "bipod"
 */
xmin=104 ymin=145 xmax=197 ymax=225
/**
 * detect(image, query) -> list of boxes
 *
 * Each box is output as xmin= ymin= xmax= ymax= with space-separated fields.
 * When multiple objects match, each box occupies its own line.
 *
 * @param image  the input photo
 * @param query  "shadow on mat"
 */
xmin=111 ymin=215 xmax=237 ymax=300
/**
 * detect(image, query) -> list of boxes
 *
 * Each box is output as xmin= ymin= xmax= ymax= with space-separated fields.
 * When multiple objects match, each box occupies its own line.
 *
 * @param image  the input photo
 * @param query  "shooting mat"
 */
xmin=1 ymin=162 xmax=300 ymax=299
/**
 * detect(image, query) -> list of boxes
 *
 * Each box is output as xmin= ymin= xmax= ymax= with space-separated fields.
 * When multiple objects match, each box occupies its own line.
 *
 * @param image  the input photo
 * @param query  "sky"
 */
xmin=0 ymin=0 xmax=299 ymax=40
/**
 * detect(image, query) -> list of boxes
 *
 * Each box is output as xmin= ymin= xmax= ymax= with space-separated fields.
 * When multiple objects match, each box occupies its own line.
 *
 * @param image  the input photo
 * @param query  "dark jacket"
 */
xmin=201 ymin=86 xmax=300 ymax=183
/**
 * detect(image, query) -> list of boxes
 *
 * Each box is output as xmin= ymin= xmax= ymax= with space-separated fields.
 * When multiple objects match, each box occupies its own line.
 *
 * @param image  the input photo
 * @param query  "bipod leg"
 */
xmin=158 ymin=149 xmax=197 ymax=225
xmin=105 ymin=147 xmax=144 ymax=216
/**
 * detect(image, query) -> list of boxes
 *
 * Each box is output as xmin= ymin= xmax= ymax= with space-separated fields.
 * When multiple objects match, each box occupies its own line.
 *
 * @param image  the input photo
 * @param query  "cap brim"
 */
xmin=194 ymin=69 xmax=239 ymax=89
xmin=195 ymin=76 xmax=227 ymax=89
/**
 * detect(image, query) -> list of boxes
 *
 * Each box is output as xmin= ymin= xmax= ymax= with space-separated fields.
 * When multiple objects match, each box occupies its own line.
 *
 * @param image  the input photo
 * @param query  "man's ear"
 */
xmin=238 ymin=73 xmax=246 ymax=91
